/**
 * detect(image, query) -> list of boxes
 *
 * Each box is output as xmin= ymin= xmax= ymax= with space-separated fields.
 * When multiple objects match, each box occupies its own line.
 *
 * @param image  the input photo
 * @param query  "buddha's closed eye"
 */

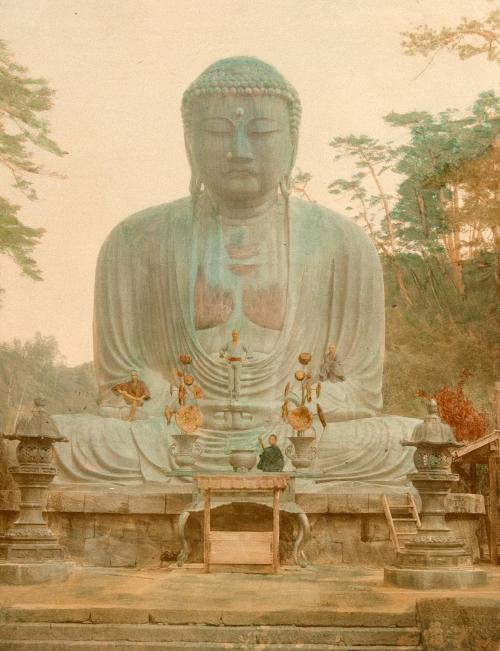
xmin=247 ymin=118 xmax=281 ymax=134
xmin=203 ymin=118 xmax=233 ymax=134
xmin=202 ymin=117 xmax=281 ymax=135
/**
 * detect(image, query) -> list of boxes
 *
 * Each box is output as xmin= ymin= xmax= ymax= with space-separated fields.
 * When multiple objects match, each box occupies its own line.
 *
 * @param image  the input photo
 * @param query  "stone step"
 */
xmin=0 ymin=644 xmax=423 ymax=651
xmin=0 ymin=623 xmax=421 ymax=646
xmin=3 ymin=608 xmax=417 ymax=627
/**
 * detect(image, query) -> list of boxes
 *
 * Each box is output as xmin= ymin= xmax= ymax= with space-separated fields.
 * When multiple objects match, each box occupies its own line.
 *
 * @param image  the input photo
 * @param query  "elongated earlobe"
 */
xmin=189 ymin=175 xmax=202 ymax=199
xmin=189 ymin=175 xmax=203 ymax=216
xmin=279 ymin=175 xmax=291 ymax=199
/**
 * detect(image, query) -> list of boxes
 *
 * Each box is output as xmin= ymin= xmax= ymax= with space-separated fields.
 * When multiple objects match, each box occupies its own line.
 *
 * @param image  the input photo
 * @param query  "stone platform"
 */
xmin=0 ymin=560 xmax=74 ymax=586
xmin=0 ymin=564 xmax=497 ymax=649
xmin=0 ymin=486 xmax=486 ymax=569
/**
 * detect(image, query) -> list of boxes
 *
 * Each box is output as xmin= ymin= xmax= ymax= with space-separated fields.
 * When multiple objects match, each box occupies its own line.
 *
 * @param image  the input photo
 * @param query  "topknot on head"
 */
xmin=182 ymin=56 xmax=301 ymax=137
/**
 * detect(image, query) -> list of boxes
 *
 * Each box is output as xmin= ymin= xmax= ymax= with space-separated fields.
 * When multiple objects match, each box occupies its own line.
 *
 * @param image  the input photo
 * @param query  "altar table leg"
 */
xmin=293 ymin=512 xmax=310 ymax=568
xmin=272 ymin=488 xmax=280 ymax=573
xmin=176 ymin=510 xmax=191 ymax=567
xmin=204 ymin=489 xmax=211 ymax=573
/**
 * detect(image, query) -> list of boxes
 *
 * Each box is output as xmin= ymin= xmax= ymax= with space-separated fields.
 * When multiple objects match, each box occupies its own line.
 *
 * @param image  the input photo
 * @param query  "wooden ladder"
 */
xmin=382 ymin=494 xmax=421 ymax=553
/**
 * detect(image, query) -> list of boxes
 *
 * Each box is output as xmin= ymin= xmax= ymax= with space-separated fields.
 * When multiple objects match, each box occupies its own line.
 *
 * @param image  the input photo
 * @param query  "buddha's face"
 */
xmin=188 ymin=95 xmax=294 ymax=207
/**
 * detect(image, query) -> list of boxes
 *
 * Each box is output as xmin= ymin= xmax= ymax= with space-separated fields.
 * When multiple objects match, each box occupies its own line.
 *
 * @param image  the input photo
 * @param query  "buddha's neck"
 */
xmin=217 ymin=193 xmax=281 ymax=226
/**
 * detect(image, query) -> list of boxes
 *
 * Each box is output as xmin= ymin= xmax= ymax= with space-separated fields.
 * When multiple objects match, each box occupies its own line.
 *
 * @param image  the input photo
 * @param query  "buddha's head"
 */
xmin=182 ymin=56 xmax=301 ymax=209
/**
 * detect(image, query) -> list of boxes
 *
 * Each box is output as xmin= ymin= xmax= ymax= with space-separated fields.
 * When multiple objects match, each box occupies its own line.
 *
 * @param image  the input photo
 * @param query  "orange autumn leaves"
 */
xmin=417 ymin=369 xmax=487 ymax=442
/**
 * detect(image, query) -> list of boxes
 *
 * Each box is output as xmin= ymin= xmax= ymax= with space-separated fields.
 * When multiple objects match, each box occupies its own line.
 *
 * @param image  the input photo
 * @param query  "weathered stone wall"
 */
xmin=417 ymin=597 xmax=500 ymax=651
xmin=0 ymin=488 xmax=485 ymax=569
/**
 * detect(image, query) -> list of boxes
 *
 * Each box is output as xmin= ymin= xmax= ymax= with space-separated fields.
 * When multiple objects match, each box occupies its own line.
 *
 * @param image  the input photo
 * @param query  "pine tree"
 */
xmin=0 ymin=38 xmax=65 ymax=295
xmin=328 ymin=135 xmax=413 ymax=305
xmin=402 ymin=7 xmax=500 ymax=76
xmin=385 ymin=92 xmax=500 ymax=295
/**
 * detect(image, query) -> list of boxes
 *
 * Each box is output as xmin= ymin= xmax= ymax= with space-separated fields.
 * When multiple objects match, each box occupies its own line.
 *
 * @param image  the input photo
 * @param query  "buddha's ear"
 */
xmin=184 ymin=132 xmax=204 ymax=203
xmin=184 ymin=132 xmax=195 ymax=172
xmin=288 ymin=136 xmax=299 ymax=176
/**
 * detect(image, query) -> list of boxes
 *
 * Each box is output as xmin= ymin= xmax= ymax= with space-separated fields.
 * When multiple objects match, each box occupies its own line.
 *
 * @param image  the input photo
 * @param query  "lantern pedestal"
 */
xmin=0 ymin=560 xmax=74 ymax=585
xmin=384 ymin=565 xmax=486 ymax=590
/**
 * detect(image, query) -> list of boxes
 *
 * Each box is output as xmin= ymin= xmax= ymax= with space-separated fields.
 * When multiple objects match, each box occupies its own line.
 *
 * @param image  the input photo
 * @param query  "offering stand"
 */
xmin=166 ymin=471 xmax=313 ymax=570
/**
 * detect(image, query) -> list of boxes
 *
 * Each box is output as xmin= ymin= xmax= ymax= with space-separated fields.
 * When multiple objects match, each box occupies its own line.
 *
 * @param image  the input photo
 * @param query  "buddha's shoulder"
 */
xmin=106 ymin=197 xmax=192 ymax=241
xmin=291 ymin=197 xmax=376 ymax=251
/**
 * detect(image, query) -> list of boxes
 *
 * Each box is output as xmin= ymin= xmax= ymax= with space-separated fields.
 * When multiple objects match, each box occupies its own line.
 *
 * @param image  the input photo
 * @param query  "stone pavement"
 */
xmin=0 ymin=563 xmax=498 ymax=615
xmin=0 ymin=564 xmax=497 ymax=649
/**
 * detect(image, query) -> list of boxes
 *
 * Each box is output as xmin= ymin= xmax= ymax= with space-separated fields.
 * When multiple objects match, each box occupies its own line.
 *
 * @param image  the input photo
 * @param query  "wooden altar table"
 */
xmin=195 ymin=474 xmax=289 ymax=573
xmin=168 ymin=472 xmax=313 ymax=572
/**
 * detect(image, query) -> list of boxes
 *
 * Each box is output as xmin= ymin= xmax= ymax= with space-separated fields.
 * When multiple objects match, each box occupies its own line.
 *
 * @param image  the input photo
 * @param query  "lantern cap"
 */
xmin=409 ymin=399 xmax=459 ymax=446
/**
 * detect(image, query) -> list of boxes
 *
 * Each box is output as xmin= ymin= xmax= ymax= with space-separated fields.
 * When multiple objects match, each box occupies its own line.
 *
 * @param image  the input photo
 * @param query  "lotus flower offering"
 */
xmin=282 ymin=353 xmax=325 ymax=470
xmin=166 ymin=355 xmax=205 ymax=469
xmin=283 ymin=353 xmax=326 ymax=436
xmin=165 ymin=355 xmax=204 ymax=434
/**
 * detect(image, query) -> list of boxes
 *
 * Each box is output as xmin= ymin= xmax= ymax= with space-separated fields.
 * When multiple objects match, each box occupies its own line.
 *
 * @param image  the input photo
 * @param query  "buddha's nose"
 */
xmin=231 ymin=125 xmax=253 ymax=162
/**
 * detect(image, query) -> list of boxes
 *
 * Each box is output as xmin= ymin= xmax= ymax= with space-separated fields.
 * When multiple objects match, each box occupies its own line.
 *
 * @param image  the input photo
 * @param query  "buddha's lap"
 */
xmin=48 ymin=412 xmax=419 ymax=481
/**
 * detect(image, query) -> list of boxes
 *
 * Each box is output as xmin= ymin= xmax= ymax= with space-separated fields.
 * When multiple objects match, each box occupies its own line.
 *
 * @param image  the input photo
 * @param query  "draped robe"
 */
xmin=52 ymin=196 xmax=418 ymax=488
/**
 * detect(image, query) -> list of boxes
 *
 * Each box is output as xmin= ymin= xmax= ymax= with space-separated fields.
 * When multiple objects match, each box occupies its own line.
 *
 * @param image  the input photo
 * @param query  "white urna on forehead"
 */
xmin=181 ymin=56 xmax=301 ymax=141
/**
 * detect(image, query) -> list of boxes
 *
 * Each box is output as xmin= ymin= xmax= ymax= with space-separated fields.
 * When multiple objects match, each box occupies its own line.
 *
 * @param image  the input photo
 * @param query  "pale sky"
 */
xmin=1 ymin=0 xmax=497 ymax=365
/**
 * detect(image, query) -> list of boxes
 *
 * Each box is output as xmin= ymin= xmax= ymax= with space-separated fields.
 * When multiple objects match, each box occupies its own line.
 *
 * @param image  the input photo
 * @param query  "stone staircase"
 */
xmin=0 ymin=607 xmax=422 ymax=650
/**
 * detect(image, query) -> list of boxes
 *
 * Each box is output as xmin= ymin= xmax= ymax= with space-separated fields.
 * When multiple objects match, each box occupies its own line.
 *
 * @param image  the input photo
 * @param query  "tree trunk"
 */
xmin=357 ymin=147 xmax=413 ymax=305
xmin=392 ymin=256 xmax=413 ymax=306
xmin=439 ymin=187 xmax=465 ymax=296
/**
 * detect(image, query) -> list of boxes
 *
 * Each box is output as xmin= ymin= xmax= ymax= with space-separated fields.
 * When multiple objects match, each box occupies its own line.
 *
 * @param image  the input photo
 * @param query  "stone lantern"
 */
xmin=384 ymin=400 xmax=487 ymax=589
xmin=0 ymin=396 xmax=74 ymax=584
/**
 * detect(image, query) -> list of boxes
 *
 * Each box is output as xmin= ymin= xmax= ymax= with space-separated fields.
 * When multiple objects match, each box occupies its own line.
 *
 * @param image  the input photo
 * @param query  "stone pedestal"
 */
xmin=384 ymin=401 xmax=486 ymax=589
xmin=0 ymin=397 xmax=74 ymax=584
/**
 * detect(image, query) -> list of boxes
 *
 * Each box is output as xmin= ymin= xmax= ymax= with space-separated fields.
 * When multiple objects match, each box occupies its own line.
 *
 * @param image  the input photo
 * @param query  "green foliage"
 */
xmin=328 ymin=94 xmax=500 ymax=419
xmin=0 ymin=197 xmax=44 ymax=282
xmin=290 ymin=168 xmax=315 ymax=202
xmin=385 ymin=92 xmax=500 ymax=257
xmin=383 ymin=253 xmax=499 ymax=420
xmin=401 ymin=8 xmax=500 ymax=69
xmin=0 ymin=334 xmax=98 ymax=435
xmin=0 ymin=334 xmax=95 ymax=489
xmin=328 ymin=135 xmax=399 ymax=254
xmin=0 ymin=38 xmax=65 ymax=291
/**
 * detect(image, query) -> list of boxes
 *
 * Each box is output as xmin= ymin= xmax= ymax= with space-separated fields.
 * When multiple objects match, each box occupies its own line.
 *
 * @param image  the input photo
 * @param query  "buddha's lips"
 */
xmin=229 ymin=264 xmax=260 ymax=277
xmin=226 ymin=244 xmax=260 ymax=260
xmin=226 ymin=169 xmax=256 ymax=177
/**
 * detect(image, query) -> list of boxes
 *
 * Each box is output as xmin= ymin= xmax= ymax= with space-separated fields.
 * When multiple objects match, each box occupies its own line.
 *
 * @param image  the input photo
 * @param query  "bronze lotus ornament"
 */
xmin=175 ymin=405 xmax=204 ymax=434
xmin=298 ymin=352 xmax=312 ymax=366
xmin=282 ymin=353 xmax=326 ymax=435
xmin=287 ymin=405 xmax=313 ymax=432
xmin=166 ymin=355 xmax=205 ymax=435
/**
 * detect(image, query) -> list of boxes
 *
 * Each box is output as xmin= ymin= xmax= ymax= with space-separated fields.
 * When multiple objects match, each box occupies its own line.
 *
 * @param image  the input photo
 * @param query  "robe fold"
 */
xmin=50 ymin=195 xmax=419 ymax=489
xmin=94 ymin=195 xmax=384 ymax=420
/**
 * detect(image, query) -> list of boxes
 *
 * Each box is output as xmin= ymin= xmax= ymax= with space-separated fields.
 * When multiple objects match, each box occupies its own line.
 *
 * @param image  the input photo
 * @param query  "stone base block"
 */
xmin=0 ymin=560 xmax=74 ymax=585
xmin=384 ymin=565 xmax=487 ymax=590
xmin=0 ymin=541 xmax=65 ymax=563
xmin=0 ymin=488 xmax=485 ymax=569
